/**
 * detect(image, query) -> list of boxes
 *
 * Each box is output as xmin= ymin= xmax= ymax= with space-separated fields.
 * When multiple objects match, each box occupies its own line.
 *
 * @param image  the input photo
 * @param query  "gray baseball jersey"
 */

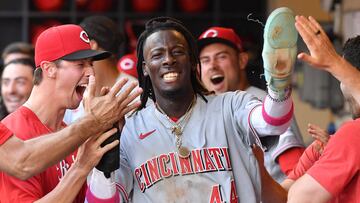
xmin=246 ymin=86 xmax=304 ymax=182
xmin=116 ymin=91 xmax=268 ymax=203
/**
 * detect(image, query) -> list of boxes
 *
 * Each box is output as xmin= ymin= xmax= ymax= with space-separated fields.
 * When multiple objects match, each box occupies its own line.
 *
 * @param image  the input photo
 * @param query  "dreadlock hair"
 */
xmin=136 ymin=17 xmax=210 ymax=111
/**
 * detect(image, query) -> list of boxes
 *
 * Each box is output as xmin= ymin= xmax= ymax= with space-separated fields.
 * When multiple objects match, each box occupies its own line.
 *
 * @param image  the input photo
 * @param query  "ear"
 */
xmin=142 ymin=61 xmax=149 ymax=76
xmin=238 ymin=52 xmax=249 ymax=70
xmin=89 ymin=39 xmax=99 ymax=50
xmin=40 ymin=61 xmax=57 ymax=79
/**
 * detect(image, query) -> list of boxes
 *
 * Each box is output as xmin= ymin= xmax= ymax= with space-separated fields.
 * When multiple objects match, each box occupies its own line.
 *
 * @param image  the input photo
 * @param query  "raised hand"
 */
xmin=74 ymin=128 xmax=119 ymax=173
xmin=83 ymin=75 xmax=142 ymax=132
xmin=307 ymin=123 xmax=330 ymax=154
xmin=295 ymin=15 xmax=342 ymax=71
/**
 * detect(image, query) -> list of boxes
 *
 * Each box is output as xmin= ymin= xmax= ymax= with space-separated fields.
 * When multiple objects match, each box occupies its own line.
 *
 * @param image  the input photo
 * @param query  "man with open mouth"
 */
xmin=0 ymin=24 xmax=140 ymax=203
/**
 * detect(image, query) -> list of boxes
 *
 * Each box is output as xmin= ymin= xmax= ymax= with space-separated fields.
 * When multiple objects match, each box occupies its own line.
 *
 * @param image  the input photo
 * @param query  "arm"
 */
xmin=34 ymin=128 xmax=119 ymax=203
xmin=278 ymin=147 xmax=304 ymax=175
xmin=295 ymin=15 xmax=360 ymax=105
xmin=289 ymin=121 xmax=360 ymax=202
xmin=0 ymin=75 xmax=142 ymax=180
xmin=250 ymin=89 xmax=294 ymax=136
xmin=287 ymin=174 xmax=332 ymax=203
xmin=252 ymin=144 xmax=287 ymax=203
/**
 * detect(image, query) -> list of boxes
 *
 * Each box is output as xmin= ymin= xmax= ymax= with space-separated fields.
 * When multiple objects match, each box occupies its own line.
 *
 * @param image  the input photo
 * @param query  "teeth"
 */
xmin=6 ymin=97 xmax=20 ymax=102
xmin=78 ymin=84 xmax=87 ymax=88
xmin=163 ymin=72 xmax=178 ymax=81
xmin=211 ymin=74 xmax=224 ymax=80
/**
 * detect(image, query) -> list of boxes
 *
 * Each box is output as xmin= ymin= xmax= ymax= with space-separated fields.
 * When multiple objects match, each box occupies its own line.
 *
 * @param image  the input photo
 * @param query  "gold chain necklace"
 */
xmin=155 ymin=97 xmax=196 ymax=158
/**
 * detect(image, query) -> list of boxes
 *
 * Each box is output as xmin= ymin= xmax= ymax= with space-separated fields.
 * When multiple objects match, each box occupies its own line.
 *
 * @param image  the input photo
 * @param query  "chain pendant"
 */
xmin=171 ymin=126 xmax=182 ymax=136
xmin=178 ymin=146 xmax=191 ymax=158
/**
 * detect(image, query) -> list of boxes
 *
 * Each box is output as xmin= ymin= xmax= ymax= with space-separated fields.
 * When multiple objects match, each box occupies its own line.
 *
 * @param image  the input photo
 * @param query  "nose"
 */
xmin=84 ymin=62 xmax=95 ymax=77
xmin=5 ymin=81 xmax=17 ymax=94
xmin=209 ymin=57 xmax=220 ymax=70
xmin=162 ymin=52 xmax=176 ymax=67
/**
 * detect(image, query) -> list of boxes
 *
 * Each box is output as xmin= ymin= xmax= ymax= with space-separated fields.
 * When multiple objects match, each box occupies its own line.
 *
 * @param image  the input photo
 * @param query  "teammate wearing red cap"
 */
xmin=197 ymin=26 xmax=305 ymax=183
xmin=64 ymin=15 xmax=138 ymax=125
xmin=0 ymin=24 xmax=141 ymax=202
xmin=0 ymin=74 xmax=139 ymax=180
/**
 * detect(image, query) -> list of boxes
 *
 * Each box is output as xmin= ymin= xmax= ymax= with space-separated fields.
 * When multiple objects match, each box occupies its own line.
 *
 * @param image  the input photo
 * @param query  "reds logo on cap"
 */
xmin=80 ymin=31 xmax=90 ymax=43
xmin=117 ymin=54 xmax=138 ymax=78
xmin=198 ymin=27 xmax=243 ymax=52
xmin=120 ymin=58 xmax=135 ymax=70
xmin=201 ymin=29 xmax=218 ymax=38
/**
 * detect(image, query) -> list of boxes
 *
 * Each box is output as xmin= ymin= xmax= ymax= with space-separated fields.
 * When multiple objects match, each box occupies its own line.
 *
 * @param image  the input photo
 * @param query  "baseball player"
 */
xmin=0 ymin=24 xmax=141 ymax=202
xmin=87 ymin=12 xmax=296 ymax=203
xmin=197 ymin=26 xmax=305 ymax=183
xmin=0 ymin=73 xmax=140 ymax=180
xmin=64 ymin=15 xmax=138 ymax=125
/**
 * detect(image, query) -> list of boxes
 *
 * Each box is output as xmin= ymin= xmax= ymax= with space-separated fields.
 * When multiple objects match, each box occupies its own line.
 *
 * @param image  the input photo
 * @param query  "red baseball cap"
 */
xmin=35 ymin=24 xmax=110 ymax=67
xmin=198 ymin=27 xmax=243 ymax=52
xmin=117 ymin=54 xmax=138 ymax=78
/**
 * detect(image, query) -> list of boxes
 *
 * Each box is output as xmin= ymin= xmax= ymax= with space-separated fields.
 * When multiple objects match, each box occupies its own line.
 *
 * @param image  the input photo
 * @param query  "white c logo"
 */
xmin=120 ymin=58 xmax=134 ymax=70
xmin=202 ymin=29 xmax=218 ymax=38
xmin=80 ymin=31 xmax=90 ymax=43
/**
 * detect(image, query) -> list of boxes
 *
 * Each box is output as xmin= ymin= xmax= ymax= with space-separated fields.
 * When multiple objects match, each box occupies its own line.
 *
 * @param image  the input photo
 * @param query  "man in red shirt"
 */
xmin=0 ymin=24 xmax=140 ymax=203
xmin=287 ymin=16 xmax=360 ymax=203
xmin=0 ymin=73 xmax=141 ymax=180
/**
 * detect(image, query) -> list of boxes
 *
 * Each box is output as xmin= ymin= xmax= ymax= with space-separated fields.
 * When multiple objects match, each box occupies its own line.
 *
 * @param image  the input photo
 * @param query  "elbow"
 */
xmin=265 ymin=120 xmax=292 ymax=135
xmin=9 ymin=146 xmax=37 ymax=180
xmin=10 ymin=159 xmax=35 ymax=180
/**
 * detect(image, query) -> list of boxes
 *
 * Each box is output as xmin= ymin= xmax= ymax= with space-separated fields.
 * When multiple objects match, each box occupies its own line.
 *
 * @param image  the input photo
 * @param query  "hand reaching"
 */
xmin=83 ymin=75 xmax=142 ymax=132
xmin=75 ymin=128 xmax=119 ymax=173
xmin=307 ymin=123 xmax=330 ymax=154
xmin=295 ymin=15 xmax=343 ymax=71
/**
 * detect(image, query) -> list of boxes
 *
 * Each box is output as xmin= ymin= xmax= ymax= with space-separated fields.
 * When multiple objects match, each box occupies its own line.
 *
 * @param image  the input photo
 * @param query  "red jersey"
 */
xmin=307 ymin=119 xmax=360 ymax=203
xmin=0 ymin=123 xmax=12 ymax=145
xmin=0 ymin=106 xmax=86 ymax=203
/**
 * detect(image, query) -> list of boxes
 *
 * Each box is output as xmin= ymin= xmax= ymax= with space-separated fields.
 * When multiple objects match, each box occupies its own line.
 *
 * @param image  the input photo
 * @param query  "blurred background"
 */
xmin=0 ymin=0 xmax=359 ymax=145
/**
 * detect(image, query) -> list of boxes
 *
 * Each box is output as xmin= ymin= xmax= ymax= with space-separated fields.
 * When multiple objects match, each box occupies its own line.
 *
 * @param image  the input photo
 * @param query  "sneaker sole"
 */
xmin=262 ymin=7 xmax=298 ymax=80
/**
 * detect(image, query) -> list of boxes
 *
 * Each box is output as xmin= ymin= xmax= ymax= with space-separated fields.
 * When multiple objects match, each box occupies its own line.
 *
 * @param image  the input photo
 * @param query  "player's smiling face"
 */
xmin=55 ymin=59 xmax=94 ymax=109
xmin=142 ymin=29 xmax=193 ymax=97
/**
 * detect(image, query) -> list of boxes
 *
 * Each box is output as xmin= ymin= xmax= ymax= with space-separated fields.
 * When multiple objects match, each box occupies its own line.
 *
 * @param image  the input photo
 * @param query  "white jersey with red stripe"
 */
xmin=113 ymin=91 xmax=287 ymax=203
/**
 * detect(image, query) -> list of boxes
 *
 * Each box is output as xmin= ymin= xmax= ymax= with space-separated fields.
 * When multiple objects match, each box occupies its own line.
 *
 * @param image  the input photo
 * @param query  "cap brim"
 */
xmin=198 ymin=38 xmax=239 ymax=53
xmin=61 ymin=49 xmax=111 ymax=61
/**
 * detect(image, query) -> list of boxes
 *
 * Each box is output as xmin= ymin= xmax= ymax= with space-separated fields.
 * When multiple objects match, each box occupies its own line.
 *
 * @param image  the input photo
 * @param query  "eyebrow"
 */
xmin=200 ymin=50 xmax=230 ymax=60
xmin=2 ymin=76 xmax=30 ymax=81
xmin=149 ymin=44 xmax=186 ymax=53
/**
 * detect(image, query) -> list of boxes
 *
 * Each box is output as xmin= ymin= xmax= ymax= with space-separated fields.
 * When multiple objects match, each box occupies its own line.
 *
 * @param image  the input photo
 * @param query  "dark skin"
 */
xmin=142 ymin=30 xmax=195 ymax=118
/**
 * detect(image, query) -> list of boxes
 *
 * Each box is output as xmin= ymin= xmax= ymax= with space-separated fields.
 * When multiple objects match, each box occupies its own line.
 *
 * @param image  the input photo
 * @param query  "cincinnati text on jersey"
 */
xmin=134 ymin=147 xmax=232 ymax=192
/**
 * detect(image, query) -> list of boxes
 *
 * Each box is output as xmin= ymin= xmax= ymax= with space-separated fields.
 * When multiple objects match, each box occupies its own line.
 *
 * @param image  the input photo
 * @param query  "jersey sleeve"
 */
xmin=270 ymin=118 xmax=305 ymax=160
xmin=0 ymin=122 xmax=13 ymax=145
xmin=307 ymin=121 xmax=360 ymax=196
xmin=249 ymin=91 xmax=293 ymax=137
xmin=223 ymin=91 xmax=263 ymax=146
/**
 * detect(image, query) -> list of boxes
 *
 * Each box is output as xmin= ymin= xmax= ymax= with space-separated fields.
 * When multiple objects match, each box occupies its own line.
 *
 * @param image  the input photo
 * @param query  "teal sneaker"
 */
xmin=262 ymin=7 xmax=297 ymax=93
